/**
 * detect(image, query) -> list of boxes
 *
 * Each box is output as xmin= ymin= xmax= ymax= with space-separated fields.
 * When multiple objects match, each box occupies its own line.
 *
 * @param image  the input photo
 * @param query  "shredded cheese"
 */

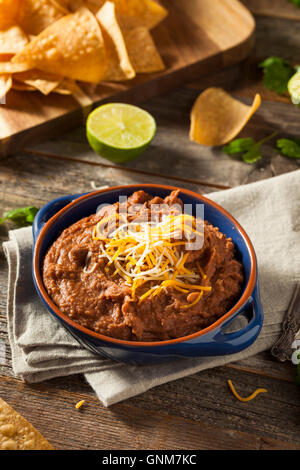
xmin=75 ymin=400 xmax=85 ymax=410
xmin=92 ymin=213 xmax=210 ymax=308
xmin=227 ymin=380 xmax=267 ymax=402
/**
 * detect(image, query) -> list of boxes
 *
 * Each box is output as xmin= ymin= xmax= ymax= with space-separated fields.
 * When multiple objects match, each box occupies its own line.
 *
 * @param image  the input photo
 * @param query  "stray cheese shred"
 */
xmin=227 ymin=380 xmax=267 ymax=402
xmin=92 ymin=213 xmax=211 ymax=308
xmin=75 ymin=400 xmax=85 ymax=409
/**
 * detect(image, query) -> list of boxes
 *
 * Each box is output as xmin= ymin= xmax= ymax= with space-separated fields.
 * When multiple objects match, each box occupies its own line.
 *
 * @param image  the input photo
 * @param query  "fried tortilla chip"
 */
xmin=55 ymin=0 xmax=83 ymax=10
xmin=13 ymin=69 xmax=62 ymax=95
xmin=53 ymin=85 xmax=72 ymax=94
xmin=0 ymin=398 xmax=54 ymax=450
xmin=0 ymin=54 xmax=14 ymax=62
xmin=50 ymin=0 xmax=70 ymax=11
xmin=12 ymin=7 xmax=108 ymax=84
xmin=17 ymin=0 xmax=68 ymax=36
xmin=123 ymin=26 xmax=164 ymax=73
xmin=61 ymin=78 xmax=93 ymax=107
xmin=12 ymin=80 xmax=35 ymax=91
xmin=0 ymin=62 xmax=30 ymax=73
xmin=0 ymin=0 xmax=22 ymax=30
xmin=96 ymin=1 xmax=135 ymax=81
xmin=86 ymin=0 xmax=167 ymax=30
xmin=0 ymin=26 xmax=28 ymax=55
xmin=189 ymin=88 xmax=261 ymax=146
xmin=0 ymin=74 xmax=12 ymax=101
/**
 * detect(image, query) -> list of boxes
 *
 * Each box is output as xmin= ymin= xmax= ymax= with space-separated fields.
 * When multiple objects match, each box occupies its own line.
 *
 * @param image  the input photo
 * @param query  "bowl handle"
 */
xmin=32 ymin=193 xmax=86 ymax=243
xmin=180 ymin=283 xmax=263 ymax=356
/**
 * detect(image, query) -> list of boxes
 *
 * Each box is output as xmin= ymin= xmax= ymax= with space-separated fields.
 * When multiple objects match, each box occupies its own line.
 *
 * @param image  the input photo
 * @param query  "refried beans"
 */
xmin=42 ymin=190 xmax=244 ymax=341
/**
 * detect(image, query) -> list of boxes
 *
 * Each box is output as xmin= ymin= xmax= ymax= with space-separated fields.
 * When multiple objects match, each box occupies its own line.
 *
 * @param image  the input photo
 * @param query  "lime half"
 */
xmin=288 ymin=70 xmax=300 ymax=105
xmin=86 ymin=103 xmax=156 ymax=163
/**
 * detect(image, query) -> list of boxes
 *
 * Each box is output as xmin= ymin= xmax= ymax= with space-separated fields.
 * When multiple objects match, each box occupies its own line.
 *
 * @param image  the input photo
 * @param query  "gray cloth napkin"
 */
xmin=3 ymin=170 xmax=300 ymax=407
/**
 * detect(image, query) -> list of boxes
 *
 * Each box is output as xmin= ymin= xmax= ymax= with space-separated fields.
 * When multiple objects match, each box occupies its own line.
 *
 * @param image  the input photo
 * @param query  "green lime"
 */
xmin=86 ymin=103 xmax=156 ymax=163
xmin=288 ymin=70 xmax=300 ymax=105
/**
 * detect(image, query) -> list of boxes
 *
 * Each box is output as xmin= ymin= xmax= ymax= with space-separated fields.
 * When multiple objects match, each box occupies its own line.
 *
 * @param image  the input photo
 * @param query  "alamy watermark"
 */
xmin=96 ymin=196 xmax=205 ymax=250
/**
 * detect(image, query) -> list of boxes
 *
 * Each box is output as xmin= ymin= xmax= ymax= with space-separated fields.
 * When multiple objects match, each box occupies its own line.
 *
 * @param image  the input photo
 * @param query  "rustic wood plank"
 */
xmin=0 ymin=3 xmax=299 ymax=449
xmin=0 ymin=0 xmax=255 ymax=157
xmin=0 ymin=219 xmax=298 ymax=447
xmin=27 ymin=89 xmax=300 ymax=189
xmin=226 ymin=352 xmax=297 ymax=383
xmin=242 ymin=0 xmax=300 ymax=20
xmin=189 ymin=14 xmax=300 ymax=103
xmin=0 ymin=374 xmax=299 ymax=450
xmin=126 ymin=366 xmax=300 ymax=445
xmin=0 ymin=151 xmax=214 ymax=216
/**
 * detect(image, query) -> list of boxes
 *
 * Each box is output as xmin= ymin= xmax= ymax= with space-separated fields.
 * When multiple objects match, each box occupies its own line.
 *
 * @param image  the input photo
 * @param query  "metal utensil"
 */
xmin=271 ymin=283 xmax=300 ymax=362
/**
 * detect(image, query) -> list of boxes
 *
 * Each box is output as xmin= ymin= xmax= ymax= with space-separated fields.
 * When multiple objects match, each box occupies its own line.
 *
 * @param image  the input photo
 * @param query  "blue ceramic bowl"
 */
xmin=32 ymin=184 xmax=263 ymax=364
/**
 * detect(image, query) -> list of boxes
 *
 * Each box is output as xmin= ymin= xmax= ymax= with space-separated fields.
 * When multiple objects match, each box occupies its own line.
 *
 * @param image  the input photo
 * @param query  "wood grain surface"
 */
xmin=0 ymin=0 xmax=255 ymax=157
xmin=0 ymin=0 xmax=300 ymax=451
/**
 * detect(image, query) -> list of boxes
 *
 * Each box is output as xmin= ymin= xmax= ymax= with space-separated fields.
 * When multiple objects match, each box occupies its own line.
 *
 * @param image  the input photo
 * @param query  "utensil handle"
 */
xmin=32 ymin=193 xmax=85 ymax=243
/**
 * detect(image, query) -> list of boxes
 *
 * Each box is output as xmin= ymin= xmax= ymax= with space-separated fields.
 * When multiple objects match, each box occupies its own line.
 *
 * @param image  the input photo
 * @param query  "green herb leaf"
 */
xmin=241 ymin=143 xmax=263 ymax=164
xmin=222 ymin=133 xmax=277 ymax=164
xmin=0 ymin=206 xmax=39 ymax=227
xmin=259 ymin=56 xmax=295 ymax=94
xmin=276 ymin=138 xmax=300 ymax=158
xmin=222 ymin=138 xmax=255 ymax=155
xmin=288 ymin=0 xmax=300 ymax=7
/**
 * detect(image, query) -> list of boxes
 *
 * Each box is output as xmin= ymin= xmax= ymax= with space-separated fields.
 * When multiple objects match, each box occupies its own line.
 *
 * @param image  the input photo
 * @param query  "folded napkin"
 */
xmin=3 ymin=170 xmax=300 ymax=406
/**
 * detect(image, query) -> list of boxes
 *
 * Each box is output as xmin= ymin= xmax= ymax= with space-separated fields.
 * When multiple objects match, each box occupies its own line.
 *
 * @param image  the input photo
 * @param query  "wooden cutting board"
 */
xmin=0 ymin=0 xmax=255 ymax=157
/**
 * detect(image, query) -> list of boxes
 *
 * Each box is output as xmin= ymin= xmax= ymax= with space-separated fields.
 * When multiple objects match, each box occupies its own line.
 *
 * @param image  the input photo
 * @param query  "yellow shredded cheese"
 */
xmin=227 ymin=380 xmax=267 ymax=402
xmin=180 ymin=291 xmax=204 ymax=309
xmin=196 ymin=261 xmax=207 ymax=279
xmin=92 ymin=213 xmax=211 ymax=308
xmin=75 ymin=400 xmax=85 ymax=409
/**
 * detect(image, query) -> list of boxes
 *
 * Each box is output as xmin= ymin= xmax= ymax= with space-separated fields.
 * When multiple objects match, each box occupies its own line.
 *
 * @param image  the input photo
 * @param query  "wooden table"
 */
xmin=0 ymin=0 xmax=299 ymax=450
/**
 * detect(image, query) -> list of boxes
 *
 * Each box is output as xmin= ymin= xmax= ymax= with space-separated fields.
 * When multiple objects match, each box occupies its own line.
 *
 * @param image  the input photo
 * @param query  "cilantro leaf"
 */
xmin=222 ymin=133 xmax=277 ymax=164
xmin=259 ymin=56 xmax=295 ymax=94
xmin=241 ymin=142 xmax=263 ymax=164
xmin=0 ymin=206 xmax=40 ymax=227
xmin=276 ymin=138 xmax=300 ymax=158
xmin=222 ymin=138 xmax=255 ymax=155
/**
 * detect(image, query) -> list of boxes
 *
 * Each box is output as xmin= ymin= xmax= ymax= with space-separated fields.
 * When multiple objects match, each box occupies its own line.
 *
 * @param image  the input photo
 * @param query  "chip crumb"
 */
xmin=75 ymin=400 xmax=85 ymax=410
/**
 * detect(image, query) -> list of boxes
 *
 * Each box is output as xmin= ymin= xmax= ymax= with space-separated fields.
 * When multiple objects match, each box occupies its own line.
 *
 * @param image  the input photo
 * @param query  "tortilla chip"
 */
xmin=13 ymin=69 xmax=62 ymax=95
xmin=86 ymin=0 xmax=168 ymax=30
xmin=0 ymin=26 xmax=28 ymax=55
xmin=189 ymin=88 xmax=261 ymax=146
xmin=12 ymin=80 xmax=35 ymax=91
xmin=0 ymin=54 xmax=14 ymax=62
xmin=50 ymin=0 xmax=70 ymax=12
xmin=0 ymin=0 xmax=22 ymax=30
xmin=96 ymin=1 xmax=135 ymax=81
xmin=0 ymin=62 xmax=30 ymax=73
xmin=17 ymin=0 xmax=67 ymax=36
xmin=61 ymin=78 xmax=93 ymax=106
xmin=55 ymin=0 xmax=83 ymax=10
xmin=12 ymin=7 xmax=108 ymax=84
xmin=0 ymin=398 xmax=54 ymax=450
xmin=53 ymin=84 xmax=72 ymax=94
xmin=141 ymin=0 xmax=168 ymax=30
xmin=123 ymin=26 xmax=164 ymax=73
xmin=0 ymin=74 xmax=12 ymax=101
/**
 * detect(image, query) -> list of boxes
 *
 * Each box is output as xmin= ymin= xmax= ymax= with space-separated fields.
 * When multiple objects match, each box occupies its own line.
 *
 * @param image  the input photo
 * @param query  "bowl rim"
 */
xmin=33 ymin=183 xmax=257 ymax=348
